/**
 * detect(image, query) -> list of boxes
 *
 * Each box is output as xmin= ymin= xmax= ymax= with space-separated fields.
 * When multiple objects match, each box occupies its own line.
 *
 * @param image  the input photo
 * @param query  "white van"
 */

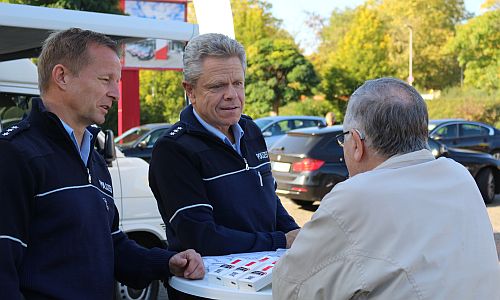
xmin=0 ymin=58 xmax=167 ymax=300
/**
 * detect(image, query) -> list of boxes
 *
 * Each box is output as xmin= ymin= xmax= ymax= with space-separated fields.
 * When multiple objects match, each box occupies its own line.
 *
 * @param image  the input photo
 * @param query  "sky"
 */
xmin=268 ymin=0 xmax=486 ymax=54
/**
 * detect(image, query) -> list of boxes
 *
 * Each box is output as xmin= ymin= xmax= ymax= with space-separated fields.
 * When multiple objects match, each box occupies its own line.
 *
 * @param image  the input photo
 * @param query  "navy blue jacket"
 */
xmin=149 ymin=105 xmax=299 ymax=256
xmin=0 ymin=98 xmax=174 ymax=300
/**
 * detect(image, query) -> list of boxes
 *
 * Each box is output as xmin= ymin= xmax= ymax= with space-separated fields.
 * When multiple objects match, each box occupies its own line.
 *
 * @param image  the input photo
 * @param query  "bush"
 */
xmin=426 ymin=87 xmax=500 ymax=128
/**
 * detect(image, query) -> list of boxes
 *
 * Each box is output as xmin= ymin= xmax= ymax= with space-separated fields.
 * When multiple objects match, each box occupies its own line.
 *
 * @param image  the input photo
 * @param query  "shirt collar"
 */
xmin=193 ymin=108 xmax=245 ymax=155
xmin=59 ymin=118 xmax=93 ymax=165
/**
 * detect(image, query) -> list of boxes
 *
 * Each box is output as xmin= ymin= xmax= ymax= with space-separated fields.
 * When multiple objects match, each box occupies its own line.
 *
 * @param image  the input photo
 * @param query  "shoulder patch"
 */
xmin=0 ymin=122 xmax=30 ymax=140
xmin=165 ymin=125 xmax=186 ymax=140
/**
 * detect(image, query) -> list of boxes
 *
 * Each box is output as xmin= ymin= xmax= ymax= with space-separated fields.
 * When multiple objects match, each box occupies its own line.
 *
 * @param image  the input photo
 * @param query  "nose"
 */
xmin=224 ymin=84 xmax=238 ymax=100
xmin=108 ymin=80 xmax=120 ymax=102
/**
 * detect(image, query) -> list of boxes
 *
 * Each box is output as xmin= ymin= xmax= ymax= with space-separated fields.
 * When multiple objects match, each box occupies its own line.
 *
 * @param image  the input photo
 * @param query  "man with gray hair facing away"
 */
xmin=273 ymin=77 xmax=500 ymax=299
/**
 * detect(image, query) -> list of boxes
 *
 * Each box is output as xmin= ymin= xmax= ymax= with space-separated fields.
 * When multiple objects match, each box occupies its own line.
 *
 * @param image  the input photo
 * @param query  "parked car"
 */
xmin=254 ymin=115 xmax=326 ymax=148
xmin=269 ymin=125 xmax=499 ymax=206
xmin=269 ymin=125 xmax=347 ymax=206
xmin=429 ymin=119 xmax=500 ymax=159
xmin=115 ymin=123 xmax=170 ymax=162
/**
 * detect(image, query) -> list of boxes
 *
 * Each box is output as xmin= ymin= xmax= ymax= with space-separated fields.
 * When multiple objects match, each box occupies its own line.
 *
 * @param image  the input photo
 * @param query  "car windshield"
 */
xmin=254 ymin=119 xmax=274 ymax=129
xmin=114 ymin=127 xmax=151 ymax=147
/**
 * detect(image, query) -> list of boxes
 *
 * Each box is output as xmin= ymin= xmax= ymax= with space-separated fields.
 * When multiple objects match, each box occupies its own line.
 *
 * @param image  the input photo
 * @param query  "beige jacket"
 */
xmin=273 ymin=150 xmax=500 ymax=300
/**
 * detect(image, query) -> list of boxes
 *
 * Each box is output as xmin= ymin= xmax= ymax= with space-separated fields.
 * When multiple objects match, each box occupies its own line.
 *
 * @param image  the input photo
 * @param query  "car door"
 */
xmin=458 ymin=123 xmax=491 ymax=152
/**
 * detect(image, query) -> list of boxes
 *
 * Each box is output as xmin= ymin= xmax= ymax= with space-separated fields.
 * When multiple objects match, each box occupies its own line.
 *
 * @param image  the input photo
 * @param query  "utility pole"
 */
xmin=406 ymin=24 xmax=414 ymax=86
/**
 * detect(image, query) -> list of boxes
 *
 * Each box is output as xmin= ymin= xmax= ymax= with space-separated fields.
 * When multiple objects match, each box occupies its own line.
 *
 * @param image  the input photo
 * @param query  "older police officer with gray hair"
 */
xmin=273 ymin=77 xmax=500 ymax=300
xmin=149 ymin=33 xmax=300 ymax=299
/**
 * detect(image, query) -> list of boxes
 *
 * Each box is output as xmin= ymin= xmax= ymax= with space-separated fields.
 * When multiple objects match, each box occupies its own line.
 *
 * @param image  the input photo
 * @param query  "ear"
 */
xmin=182 ymin=81 xmax=196 ymax=104
xmin=52 ymin=64 xmax=71 ymax=91
xmin=352 ymin=130 xmax=365 ymax=162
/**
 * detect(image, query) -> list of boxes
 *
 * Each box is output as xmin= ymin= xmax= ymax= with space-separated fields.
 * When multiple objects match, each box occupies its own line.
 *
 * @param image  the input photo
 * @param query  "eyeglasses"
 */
xmin=335 ymin=129 xmax=365 ymax=147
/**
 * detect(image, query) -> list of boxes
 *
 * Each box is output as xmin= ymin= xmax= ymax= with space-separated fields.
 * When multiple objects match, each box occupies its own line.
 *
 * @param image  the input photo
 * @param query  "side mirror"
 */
xmin=137 ymin=140 xmax=148 ymax=149
xmin=104 ymin=129 xmax=116 ymax=166
xmin=263 ymin=131 xmax=272 ymax=137
xmin=430 ymin=133 xmax=441 ymax=140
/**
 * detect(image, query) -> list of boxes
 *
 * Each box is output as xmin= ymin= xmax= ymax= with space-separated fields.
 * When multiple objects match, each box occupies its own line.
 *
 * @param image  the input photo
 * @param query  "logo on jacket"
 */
xmin=256 ymin=151 xmax=268 ymax=160
xmin=99 ymin=179 xmax=112 ymax=193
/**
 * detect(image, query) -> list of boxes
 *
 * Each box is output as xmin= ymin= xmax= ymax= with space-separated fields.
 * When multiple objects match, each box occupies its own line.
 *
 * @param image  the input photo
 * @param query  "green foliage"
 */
xmin=279 ymin=98 xmax=344 ymax=123
xmin=315 ymin=0 xmax=468 ymax=97
xmin=426 ymin=87 xmax=500 ymax=128
xmin=448 ymin=9 xmax=500 ymax=91
xmin=139 ymin=70 xmax=185 ymax=124
xmin=246 ymin=38 xmax=319 ymax=116
xmin=3 ymin=0 xmax=121 ymax=13
xmin=318 ymin=5 xmax=394 ymax=100
xmin=231 ymin=0 xmax=287 ymax=49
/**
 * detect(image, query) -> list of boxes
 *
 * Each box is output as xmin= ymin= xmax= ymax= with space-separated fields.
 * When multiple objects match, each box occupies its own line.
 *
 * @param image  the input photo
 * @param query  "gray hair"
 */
xmin=183 ymin=33 xmax=246 ymax=86
xmin=343 ymin=77 xmax=428 ymax=157
xmin=38 ymin=28 xmax=119 ymax=94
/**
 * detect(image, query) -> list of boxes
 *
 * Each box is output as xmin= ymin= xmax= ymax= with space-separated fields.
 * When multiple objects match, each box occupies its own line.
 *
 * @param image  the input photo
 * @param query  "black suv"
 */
xmin=269 ymin=125 xmax=348 ymax=206
xmin=270 ymin=125 xmax=499 ymax=205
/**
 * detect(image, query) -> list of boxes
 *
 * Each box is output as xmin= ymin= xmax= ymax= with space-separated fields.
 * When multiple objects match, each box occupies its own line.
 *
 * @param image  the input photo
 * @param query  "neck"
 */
xmin=42 ymin=95 xmax=85 ymax=147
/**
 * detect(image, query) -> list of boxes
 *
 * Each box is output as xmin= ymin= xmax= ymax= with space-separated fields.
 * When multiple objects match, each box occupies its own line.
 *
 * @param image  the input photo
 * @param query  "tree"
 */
xmin=316 ymin=5 xmax=394 ymax=102
xmin=231 ymin=0 xmax=287 ymax=49
xmin=377 ymin=0 xmax=467 ymax=89
xmin=448 ymin=9 xmax=500 ymax=91
xmin=139 ymin=70 xmax=185 ymax=124
xmin=245 ymin=38 xmax=319 ymax=117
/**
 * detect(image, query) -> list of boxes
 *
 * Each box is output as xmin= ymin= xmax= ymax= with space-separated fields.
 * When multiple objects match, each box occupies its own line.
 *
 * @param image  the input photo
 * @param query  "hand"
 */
xmin=285 ymin=228 xmax=300 ymax=248
xmin=168 ymin=249 xmax=205 ymax=279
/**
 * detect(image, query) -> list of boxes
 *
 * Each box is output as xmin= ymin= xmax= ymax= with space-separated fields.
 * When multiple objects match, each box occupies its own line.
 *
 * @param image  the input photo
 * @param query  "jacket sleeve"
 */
xmin=0 ymin=141 xmax=34 ymax=300
xmin=275 ymin=195 xmax=300 ymax=233
xmin=272 ymin=193 xmax=365 ymax=300
xmin=149 ymin=139 xmax=287 ymax=256
xmin=112 ymin=205 xmax=175 ymax=289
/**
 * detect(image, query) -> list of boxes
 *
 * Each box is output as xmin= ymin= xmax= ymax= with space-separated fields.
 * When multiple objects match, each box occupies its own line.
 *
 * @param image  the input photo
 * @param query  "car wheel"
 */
xmin=291 ymin=199 xmax=314 ymax=207
xmin=492 ymin=150 xmax=500 ymax=160
xmin=115 ymin=280 xmax=159 ymax=300
xmin=476 ymin=168 xmax=495 ymax=204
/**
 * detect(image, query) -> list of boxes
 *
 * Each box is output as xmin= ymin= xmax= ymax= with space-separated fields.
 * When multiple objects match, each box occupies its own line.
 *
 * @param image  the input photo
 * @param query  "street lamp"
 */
xmin=405 ymin=24 xmax=414 ymax=86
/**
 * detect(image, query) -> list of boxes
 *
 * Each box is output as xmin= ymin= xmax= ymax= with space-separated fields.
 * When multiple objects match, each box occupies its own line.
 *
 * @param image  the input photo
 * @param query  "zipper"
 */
xmin=243 ymin=158 xmax=249 ymax=170
xmin=87 ymin=168 xmax=92 ymax=183
xmin=257 ymin=171 xmax=263 ymax=186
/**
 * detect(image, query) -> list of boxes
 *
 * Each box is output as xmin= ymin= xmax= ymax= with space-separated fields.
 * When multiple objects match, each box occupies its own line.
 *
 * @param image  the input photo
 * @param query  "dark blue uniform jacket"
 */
xmin=149 ymin=105 xmax=299 ymax=256
xmin=0 ymin=98 xmax=174 ymax=300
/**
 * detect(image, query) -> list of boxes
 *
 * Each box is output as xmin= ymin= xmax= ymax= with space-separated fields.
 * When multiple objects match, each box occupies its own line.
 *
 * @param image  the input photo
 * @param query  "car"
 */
xmin=269 ymin=125 xmax=348 ymax=206
xmin=429 ymin=119 xmax=500 ymax=159
xmin=269 ymin=125 xmax=499 ymax=206
xmin=254 ymin=115 xmax=326 ymax=148
xmin=114 ymin=123 xmax=171 ymax=162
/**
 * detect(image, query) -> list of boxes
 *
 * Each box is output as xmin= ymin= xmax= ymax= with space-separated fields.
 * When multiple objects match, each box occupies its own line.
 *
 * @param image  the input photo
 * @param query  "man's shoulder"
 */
xmin=162 ymin=122 xmax=188 ymax=141
xmin=0 ymin=121 xmax=30 ymax=142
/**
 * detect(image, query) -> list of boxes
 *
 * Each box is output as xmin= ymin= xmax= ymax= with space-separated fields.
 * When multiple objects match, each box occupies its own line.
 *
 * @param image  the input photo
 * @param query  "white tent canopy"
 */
xmin=0 ymin=2 xmax=199 ymax=61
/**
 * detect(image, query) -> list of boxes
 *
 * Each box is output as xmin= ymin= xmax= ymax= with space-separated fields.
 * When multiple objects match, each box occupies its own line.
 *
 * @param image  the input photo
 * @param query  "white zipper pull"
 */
xmin=87 ymin=168 xmax=91 ymax=183
xmin=243 ymin=158 xmax=249 ymax=170
xmin=257 ymin=171 xmax=263 ymax=187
